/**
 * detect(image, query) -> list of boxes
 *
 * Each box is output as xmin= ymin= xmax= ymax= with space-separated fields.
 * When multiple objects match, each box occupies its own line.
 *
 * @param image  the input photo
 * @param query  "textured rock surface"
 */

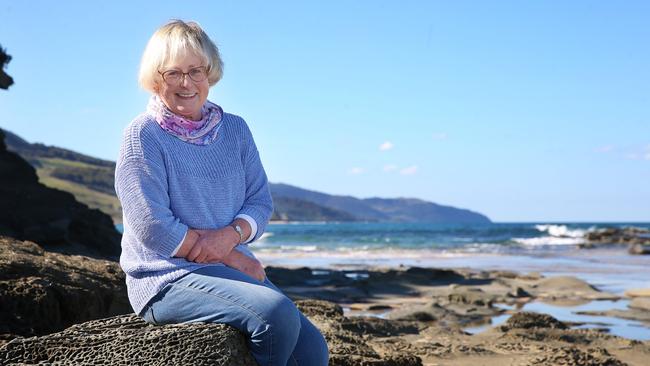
xmin=0 ymin=130 xmax=121 ymax=259
xmin=500 ymin=311 xmax=568 ymax=331
xmin=0 ymin=314 xmax=257 ymax=366
xmin=0 ymin=300 xmax=424 ymax=366
xmin=0 ymin=236 xmax=130 ymax=344
xmin=295 ymin=300 xmax=423 ymax=366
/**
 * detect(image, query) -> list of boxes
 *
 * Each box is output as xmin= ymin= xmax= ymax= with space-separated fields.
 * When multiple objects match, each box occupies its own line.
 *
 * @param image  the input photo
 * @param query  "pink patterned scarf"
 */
xmin=147 ymin=95 xmax=223 ymax=145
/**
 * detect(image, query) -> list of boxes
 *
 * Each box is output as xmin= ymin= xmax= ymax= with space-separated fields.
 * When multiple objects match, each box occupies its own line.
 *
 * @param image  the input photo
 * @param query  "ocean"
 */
xmin=115 ymin=222 xmax=650 ymax=340
xmin=256 ymin=222 xmax=650 ymax=255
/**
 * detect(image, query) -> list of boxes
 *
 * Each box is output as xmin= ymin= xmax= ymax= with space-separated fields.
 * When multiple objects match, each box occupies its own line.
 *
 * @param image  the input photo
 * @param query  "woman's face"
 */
xmin=156 ymin=53 xmax=209 ymax=121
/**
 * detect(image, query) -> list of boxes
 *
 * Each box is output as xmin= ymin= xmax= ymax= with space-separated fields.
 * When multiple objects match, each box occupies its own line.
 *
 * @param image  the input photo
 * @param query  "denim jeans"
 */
xmin=141 ymin=266 xmax=329 ymax=366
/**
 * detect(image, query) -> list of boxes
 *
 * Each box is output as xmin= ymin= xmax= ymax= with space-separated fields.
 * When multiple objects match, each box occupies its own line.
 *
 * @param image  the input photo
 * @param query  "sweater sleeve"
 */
xmin=115 ymin=156 xmax=188 ymax=258
xmin=237 ymin=122 xmax=273 ymax=242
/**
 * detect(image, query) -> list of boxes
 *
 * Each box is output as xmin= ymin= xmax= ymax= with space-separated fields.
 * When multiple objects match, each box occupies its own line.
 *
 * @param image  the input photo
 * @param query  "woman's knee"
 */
xmin=264 ymin=294 xmax=301 ymax=338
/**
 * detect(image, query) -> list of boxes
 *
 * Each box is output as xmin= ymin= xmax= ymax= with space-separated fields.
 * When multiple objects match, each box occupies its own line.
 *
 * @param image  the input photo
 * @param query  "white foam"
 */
xmin=513 ymin=236 xmax=585 ymax=246
xmin=535 ymin=224 xmax=586 ymax=238
xmin=278 ymin=245 xmax=318 ymax=252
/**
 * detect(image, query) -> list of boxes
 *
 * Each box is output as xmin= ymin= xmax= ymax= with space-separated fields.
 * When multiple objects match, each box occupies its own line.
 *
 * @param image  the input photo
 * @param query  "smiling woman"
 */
xmin=114 ymin=20 xmax=328 ymax=366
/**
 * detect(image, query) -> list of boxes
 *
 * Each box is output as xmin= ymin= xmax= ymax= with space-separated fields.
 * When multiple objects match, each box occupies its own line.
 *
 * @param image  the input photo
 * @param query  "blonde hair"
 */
xmin=138 ymin=20 xmax=223 ymax=92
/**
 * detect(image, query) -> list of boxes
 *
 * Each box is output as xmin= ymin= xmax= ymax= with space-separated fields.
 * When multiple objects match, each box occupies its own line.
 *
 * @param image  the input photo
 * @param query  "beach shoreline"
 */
xmin=258 ymin=246 xmax=650 ymax=343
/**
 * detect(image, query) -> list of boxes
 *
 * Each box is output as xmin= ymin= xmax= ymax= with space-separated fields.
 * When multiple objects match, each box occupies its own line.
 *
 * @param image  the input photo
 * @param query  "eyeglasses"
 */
xmin=158 ymin=66 xmax=208 ymax=84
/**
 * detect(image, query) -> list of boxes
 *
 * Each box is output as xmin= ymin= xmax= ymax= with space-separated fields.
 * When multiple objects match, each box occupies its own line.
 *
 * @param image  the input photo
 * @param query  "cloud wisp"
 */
xmin=379 ymin=141 xmax=394 ymax=151
xmin=400 ymin=165 xmax=418 ymax=175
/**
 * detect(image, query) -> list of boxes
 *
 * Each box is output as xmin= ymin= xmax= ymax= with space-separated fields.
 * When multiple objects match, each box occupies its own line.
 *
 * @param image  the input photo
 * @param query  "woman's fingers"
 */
xmin=187 ymin=243 xmax=203 ymax=262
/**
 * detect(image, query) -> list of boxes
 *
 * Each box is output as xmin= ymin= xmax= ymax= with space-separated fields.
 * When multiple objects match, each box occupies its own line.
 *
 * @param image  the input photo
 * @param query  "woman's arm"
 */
xmin=221 ymin=249 xmax=266 ymax=281
xmin=235 ymin=121 xmax=274 ymax=243
xmin=174 ymin=226 xmax=239 ymax=263
xmin=175 ymin=224 xmax=265 ymax=281
xmin=115 ymin=156 xmax=188 ymax=258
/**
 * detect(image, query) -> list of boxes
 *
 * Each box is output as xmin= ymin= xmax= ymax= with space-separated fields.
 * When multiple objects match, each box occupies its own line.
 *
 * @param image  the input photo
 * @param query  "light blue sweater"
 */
xmin=114 ymin=111 xmax=273 ymax=315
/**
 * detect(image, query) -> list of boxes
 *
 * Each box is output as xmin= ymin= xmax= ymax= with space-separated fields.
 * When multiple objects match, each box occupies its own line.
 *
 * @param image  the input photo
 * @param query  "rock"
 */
xmin=0 ymin=314 xmax=257 ymax=366
xmin=294 ymin=300 xmax=423 ymax=365
xmin=340 ymin=317 xmax=420 ymax=338
xmin=628 ymin=243 xmax=650 ymax=255
xmin=0 ymin=129 xmax=121 ymax=259
xmin=629 ymin=297 xmax=650 ymax=312
xmin=526 ymin=276 xmax=618 ymax=301
xmin=508 ymin=286 xmax=532 ymax=298
xmin=624 ymin=288 xmax=650 ymax=297
xmin=523 ymin=346 xmax=626 ymax=366
xmin=0 ymin=299 xmax=425 ymax=365
xmin=584 ymin=226 xmax=650 ymax=250
xmin=0 ymin=236 xmax=130 ymax=344
xmin=500 ymin=312 xmax=568 ymax=331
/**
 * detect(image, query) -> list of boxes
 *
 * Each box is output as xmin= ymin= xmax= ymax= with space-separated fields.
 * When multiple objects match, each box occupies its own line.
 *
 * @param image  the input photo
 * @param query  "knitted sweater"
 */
xmin=114 ymin=111 xmax=273 ymax=315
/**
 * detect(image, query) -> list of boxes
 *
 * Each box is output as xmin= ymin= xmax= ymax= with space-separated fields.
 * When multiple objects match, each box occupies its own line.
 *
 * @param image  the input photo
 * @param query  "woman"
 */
xmin=115 ymin=20 xmax=328 ymax=366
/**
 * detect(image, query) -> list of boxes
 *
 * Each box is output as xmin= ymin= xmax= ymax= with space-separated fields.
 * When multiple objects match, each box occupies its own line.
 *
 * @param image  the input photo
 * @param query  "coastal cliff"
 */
xmin=0 ymin=129 xmax=122 ymax=259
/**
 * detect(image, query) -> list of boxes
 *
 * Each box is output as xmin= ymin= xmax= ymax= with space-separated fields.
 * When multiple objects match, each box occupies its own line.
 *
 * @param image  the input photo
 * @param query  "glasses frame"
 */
xmin=158 ymin=66 xmax=209 ymax=85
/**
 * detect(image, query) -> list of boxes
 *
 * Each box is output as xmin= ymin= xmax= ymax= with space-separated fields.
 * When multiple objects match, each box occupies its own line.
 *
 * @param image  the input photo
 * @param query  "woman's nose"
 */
xmin=180 ymin=74 xmax=192 ymax=87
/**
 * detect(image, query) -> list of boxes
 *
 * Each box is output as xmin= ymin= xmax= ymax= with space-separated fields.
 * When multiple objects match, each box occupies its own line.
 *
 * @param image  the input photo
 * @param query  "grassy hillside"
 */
xmin=35 ymin=158 xmax=122 ymax=223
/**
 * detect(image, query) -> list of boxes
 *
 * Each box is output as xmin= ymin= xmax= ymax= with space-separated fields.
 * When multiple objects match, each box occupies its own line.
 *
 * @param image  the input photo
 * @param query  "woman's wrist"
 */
xmin=230 ymin=218 xmax=251 ymax=244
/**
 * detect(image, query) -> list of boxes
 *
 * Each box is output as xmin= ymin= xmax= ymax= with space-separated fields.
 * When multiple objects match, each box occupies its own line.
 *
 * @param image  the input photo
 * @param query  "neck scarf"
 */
xmin=147 ymin=95 xmax=223 ymax=145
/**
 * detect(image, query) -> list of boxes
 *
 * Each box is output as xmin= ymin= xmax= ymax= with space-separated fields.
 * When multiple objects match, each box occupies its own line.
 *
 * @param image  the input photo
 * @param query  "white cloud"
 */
xmin=379 ymin=141 xmax=394 ymax=151
xmin=432 ymin=133 xmax=448 ymax=140
xmin=400 ymin=165 xmax=418 ymax=175
xmin=348 ymin=167 xmax=365 ymax=175
xmin=383 ymin=164 xmax=397 ymax=172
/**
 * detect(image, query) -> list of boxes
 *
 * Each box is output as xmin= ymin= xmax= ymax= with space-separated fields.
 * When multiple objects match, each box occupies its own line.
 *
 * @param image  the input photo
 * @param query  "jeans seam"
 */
xmin=168 ymin=281 xmax=275 ymax=364
xmin=149 ymin=306 xmax=159 ymax=324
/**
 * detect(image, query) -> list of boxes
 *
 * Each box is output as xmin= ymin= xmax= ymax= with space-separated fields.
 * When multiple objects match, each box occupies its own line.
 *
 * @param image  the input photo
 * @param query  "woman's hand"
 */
xmin=222 ymin=250 xmax=266 ymax=282
xmin=185 ymin=227 xmax=239 ymax=263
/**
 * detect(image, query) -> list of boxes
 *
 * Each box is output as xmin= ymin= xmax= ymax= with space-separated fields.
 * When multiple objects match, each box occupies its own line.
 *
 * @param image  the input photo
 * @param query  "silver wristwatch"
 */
xmin=230 ymin=224 xmax=243 ymax=244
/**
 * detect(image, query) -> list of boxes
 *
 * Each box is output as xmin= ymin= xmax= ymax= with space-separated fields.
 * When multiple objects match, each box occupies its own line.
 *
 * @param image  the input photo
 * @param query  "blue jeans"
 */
xmin=141 ymin=266 xmax=329 ymax=366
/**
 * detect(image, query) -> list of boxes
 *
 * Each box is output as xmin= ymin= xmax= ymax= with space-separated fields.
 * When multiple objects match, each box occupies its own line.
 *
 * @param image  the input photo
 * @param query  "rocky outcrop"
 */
xmin=2 ymin=263 xmax=648 ymax=365
xmin=0 ymin=300 xmax=423 ymax=366
xmin=0 ymin=236 xmax=130 ymax=344
xmin=583 ymin=227 xmax=650 ymax=255
xmin=0 ymin=314 xmax=257 ymax=366
xmin=0 ymin=130 xmax=121 ymax=259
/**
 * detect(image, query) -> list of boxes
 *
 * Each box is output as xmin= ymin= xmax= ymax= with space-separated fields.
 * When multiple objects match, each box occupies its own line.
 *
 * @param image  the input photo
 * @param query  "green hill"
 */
xmin=2 ymin=128 xmax=491 ymax=224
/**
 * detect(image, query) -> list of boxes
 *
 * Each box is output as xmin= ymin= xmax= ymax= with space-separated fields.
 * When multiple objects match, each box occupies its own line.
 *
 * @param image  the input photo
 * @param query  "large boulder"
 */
xmin=0 ymin=236 xmax=130 ymax=344
xmin=0 ymin=315 xmax=257 ymax=366
xmin=0 ymin=130 xmax=121 ymax=259
xmin=0 ymin=299 xmax=424 ymax=366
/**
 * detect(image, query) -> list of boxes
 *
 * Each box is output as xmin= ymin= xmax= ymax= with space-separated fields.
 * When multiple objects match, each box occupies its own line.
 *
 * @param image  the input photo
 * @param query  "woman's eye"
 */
xmin=190 ymin=68 xmax=205 ymax=77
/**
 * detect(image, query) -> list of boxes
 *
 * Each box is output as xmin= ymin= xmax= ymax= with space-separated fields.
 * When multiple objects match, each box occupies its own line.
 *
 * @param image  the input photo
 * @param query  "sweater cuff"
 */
xmin=235 ymin=214 xmax=257 ymax=244
xmin=171 ymin=229 xmax=188 ymax=257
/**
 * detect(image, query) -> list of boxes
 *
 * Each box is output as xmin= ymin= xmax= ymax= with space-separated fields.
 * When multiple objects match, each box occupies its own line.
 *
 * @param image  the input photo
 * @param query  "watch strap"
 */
xmin=230 ymin=224 xmax=243 ymax=244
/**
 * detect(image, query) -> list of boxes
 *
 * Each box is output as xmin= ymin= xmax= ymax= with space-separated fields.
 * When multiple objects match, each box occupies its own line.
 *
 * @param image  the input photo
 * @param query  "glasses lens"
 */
xmin=162 ymin=70 xmax=181 ymax=83
xmin=189 ymin=67 xmax=207 ymax=82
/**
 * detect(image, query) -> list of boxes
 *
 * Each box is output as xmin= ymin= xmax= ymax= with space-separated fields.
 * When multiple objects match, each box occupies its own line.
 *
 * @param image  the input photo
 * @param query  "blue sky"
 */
xmin=1 ymin=1 xmax=648 ymax=222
